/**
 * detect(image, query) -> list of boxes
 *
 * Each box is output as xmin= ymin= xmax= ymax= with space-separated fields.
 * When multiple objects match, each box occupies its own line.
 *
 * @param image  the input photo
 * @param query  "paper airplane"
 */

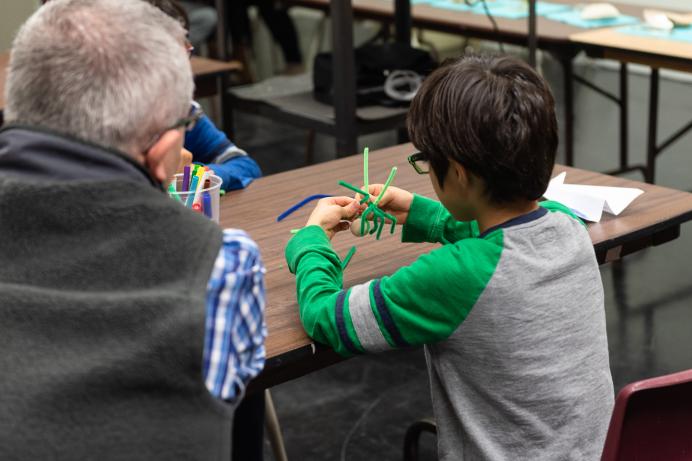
xmin=543 ymin=172 xmax=644 ymax=222
xmin=643 ymin=9 xmax=692 ymax=30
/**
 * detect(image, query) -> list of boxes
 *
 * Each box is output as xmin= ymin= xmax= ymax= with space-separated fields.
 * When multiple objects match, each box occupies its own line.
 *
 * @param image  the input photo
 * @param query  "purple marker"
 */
xmin=202 ymin=191 xmax=212 ymax=219
xmin=182 ymin=165 xmax=190 ymax=192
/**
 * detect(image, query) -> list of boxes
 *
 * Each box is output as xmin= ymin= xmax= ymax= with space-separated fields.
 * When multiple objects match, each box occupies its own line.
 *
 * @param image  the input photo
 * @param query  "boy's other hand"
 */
xmin=306 ymin=196 xmax=363 ymax=240
xmin=359 ymin=184 xmax=414 ymax=224
xmin=176 ymin=148 xmax=193 ymax=174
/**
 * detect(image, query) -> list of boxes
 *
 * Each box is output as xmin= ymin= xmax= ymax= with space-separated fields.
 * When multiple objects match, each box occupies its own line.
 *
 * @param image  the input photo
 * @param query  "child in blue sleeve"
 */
xmin=139 ymin=0 xmax=261 ymax=192
xmin=184 ymin=103 xmax=262 ymax=191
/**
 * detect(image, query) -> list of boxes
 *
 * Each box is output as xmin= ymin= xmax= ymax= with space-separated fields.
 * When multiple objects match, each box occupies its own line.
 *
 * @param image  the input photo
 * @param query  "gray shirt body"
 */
xmin=426 ymin=209 xmax=614 ymax=460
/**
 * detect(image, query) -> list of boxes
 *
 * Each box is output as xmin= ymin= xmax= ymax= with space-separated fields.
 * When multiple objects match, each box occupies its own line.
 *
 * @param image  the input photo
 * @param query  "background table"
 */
xmin=220 ymin=143 xmax=692 ymax=390
xmin=288 ymin=0 xmax=642 ymax=45
xmin=572 ymin=27 xmax=692 ymax=72
xmin=571 ymin=28 xmax=692 ymax=184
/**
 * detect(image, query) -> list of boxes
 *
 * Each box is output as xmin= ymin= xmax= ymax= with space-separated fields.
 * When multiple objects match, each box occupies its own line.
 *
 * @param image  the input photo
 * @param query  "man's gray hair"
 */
xmin=4 ymin=0 xmax=193 ymax=155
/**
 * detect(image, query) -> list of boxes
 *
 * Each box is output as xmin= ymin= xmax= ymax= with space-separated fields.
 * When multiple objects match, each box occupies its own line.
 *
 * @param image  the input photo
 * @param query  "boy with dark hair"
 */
xmin=286 ymin=55 xmax=613 ymax=460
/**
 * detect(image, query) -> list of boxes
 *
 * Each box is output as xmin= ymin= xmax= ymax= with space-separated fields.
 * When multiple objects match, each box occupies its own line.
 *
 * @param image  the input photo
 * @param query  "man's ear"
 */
xmin=145 ymin=129 xmax=183 ymax=183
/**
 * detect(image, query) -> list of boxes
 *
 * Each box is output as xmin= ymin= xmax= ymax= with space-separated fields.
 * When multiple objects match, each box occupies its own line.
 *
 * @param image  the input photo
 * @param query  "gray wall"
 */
xmin=0 ymin=0 xmax=39 ymax=51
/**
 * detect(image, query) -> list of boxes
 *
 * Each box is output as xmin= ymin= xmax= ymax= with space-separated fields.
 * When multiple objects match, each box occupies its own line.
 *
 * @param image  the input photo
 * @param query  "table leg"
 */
xmin=561 ymin=57 xmax=574 ymax=167
xmin=619 ymin=62 xmax=628 ymax=172
xmin=331 ymin=0 xmax=358 ymax=157
xmin=394 ymin=0 xmax=412 ymax=45
xmin=528 ymin=0 xmax=537 ymax=68
xmin=221 ymin=73 xmax=235 ymax=138
xmin=612 ymin=259 xmax=628 ymax=312
xmin=215 ymin=0 xmax=227 ymax=60
xmin=646 ymin=68 xmax=659 ymax=184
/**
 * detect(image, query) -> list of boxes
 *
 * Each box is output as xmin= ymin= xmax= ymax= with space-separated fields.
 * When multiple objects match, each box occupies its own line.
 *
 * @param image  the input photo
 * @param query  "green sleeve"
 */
xmin=286 ymin=225 xmax=504 ymax=356
xmin=402 ymin=194 xmax=479 ymax=244
xmin=539 ymin=200 xmax=586 ymax=227
xmin=285 ymin=225 xmax=353 ymax=355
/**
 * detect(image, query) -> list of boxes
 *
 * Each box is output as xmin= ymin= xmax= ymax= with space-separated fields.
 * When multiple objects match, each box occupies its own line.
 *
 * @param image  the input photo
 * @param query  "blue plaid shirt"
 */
xmin=203 ymin=229 xmax=266 ymax=402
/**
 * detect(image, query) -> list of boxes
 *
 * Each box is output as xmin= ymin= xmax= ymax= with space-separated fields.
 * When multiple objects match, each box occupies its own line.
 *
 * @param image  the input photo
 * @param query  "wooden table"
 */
xmin=289 ymin=0 xmax=640 ymax=46
xmin=571 ymin=28 xmax=692 ymax=184
xmin=191 ymin=55 xmax=243 ymax=78
xmin=0 ymin=51 xmax=241 ymax=132
xmin=221 ymin=143 xmax=692 ymax=389
xmin=190 ymin=56 xmax=243 ymax=136
xmin=572 ymin=28 xmax=692 ymax=73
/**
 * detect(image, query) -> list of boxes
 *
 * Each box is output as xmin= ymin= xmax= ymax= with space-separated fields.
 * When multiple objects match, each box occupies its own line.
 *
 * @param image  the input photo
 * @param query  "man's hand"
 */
xmin=305 ymin=196 xmax=363 ymax=240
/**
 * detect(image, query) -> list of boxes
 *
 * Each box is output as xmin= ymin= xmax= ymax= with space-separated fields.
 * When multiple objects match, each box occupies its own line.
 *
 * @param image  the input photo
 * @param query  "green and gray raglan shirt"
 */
xmin=286 ymin=195 xmax=614 ymax=461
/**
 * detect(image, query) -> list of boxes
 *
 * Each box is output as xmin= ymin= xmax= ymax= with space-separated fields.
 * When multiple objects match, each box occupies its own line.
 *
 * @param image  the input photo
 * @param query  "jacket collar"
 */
xmin=0 ymin=124 xmax=161 ymax=189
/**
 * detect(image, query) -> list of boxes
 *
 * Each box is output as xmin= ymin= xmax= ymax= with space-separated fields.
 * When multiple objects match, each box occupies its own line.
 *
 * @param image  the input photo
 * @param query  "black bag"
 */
xmin=313 ymin=42 xmax=436 ymax=107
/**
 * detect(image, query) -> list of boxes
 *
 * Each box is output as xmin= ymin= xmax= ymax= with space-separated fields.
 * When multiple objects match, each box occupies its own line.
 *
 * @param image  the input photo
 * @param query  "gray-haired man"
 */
xmin=0 ymin=1 xmax=266 ymax=459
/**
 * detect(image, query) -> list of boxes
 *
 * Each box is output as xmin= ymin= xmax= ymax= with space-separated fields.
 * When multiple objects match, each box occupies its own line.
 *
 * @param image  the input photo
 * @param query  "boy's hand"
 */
xmin=176 ymin=148 xmax=193 ymax=174
xmin=306 ymin=196 xmax=363 ymax=240
xmin=358 ymin=184 xmax=414 ymax=224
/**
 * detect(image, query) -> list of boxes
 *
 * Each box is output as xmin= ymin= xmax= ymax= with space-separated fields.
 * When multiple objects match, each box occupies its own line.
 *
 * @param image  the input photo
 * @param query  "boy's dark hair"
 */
xmin=407 ymin=55 xmax=558 ymax=204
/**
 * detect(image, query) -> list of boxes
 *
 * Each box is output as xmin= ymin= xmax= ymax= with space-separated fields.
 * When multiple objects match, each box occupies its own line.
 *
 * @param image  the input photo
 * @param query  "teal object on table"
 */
xmin=545 ymin=9 xmax=640 ymax=29
xmin=617 ymin=25 xmax=692 ymax=44
xmin=427 ymin=0 xmax=570 ymax=19
xmin=428 ymin=0 xmax=473 ymax=12
xmin=480 ymin=1 xmax=570 ymax=19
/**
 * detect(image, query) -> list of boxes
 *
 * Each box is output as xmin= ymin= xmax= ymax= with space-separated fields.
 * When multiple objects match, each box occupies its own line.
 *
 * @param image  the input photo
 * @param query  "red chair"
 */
xmin=601 ymin=369 xmax=692 ymax=461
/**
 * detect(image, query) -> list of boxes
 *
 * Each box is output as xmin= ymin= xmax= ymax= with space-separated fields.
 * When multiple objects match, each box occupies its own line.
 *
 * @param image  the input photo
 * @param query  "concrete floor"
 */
xmin=227 ymin=55 xmax=692 ymax=461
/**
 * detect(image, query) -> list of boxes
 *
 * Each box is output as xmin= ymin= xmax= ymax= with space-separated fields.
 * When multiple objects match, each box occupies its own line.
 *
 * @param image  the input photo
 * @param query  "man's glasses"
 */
xmin=408 ymin=152 xmax=429 ymax=174
xmin=170 ymin=101 xmax=203 ymax=132
xmin=144 ymin=102 xmax=203 ymax=153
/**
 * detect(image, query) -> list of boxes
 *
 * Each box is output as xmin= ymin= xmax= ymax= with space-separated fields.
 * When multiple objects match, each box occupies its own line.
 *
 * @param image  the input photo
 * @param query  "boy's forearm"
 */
xmin=286 ymin=226 xmax=354 ymax=355
xmin=285 ymin=225 xmax=493 ymax=356
xmin=402 ymin=194 xmax=478 ymax=244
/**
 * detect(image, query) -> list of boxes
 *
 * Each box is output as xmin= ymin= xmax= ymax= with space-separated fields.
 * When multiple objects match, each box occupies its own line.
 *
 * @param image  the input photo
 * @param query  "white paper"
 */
xmin=543 ymin=172 xmax=644 ymax=222
xmin=643 ymin=9 xmax=674 ymax=30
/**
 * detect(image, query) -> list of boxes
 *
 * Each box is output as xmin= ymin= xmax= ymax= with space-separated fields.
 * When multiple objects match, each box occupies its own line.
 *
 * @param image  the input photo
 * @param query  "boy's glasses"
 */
xmin=408 ymin=151 xmax=429 ymax=174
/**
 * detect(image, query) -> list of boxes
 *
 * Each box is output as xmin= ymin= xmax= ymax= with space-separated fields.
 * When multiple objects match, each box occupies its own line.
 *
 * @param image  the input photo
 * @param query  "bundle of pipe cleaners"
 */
xmin=278 ymin=147 xmax=398 ymax=269
xmin=338 ymin=147 xmax=398 ymax=241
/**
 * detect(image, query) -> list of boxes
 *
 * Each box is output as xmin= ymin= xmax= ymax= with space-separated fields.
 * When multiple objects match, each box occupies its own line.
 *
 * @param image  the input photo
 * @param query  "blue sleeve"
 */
xmin=208 ymin=157 xmax=262 ymax=191
xmin=184 ymin=110 xmax=262 ymax=191
xmin=203 ymin=229 xmax=266 ymax=402
xmin=184 ymin=113 xmax=232 ymax=163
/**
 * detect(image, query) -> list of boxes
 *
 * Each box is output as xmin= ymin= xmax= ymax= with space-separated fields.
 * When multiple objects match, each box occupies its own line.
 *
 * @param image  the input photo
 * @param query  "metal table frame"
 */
xmin=213 ymin=0 xmax=541 ymax=158
xmin=273 ymin=0 xmax=632 ymax=167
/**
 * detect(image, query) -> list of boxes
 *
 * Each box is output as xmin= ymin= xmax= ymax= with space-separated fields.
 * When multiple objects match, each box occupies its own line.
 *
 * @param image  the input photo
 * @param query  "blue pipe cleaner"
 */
xmin=277 ymin=194 xmax=333 ymax=222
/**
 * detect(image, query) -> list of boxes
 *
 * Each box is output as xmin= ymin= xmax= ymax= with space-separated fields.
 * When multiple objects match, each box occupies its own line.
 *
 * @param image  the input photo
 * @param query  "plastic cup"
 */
xmin=168 ymin=173 xmax=222 ymax=223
